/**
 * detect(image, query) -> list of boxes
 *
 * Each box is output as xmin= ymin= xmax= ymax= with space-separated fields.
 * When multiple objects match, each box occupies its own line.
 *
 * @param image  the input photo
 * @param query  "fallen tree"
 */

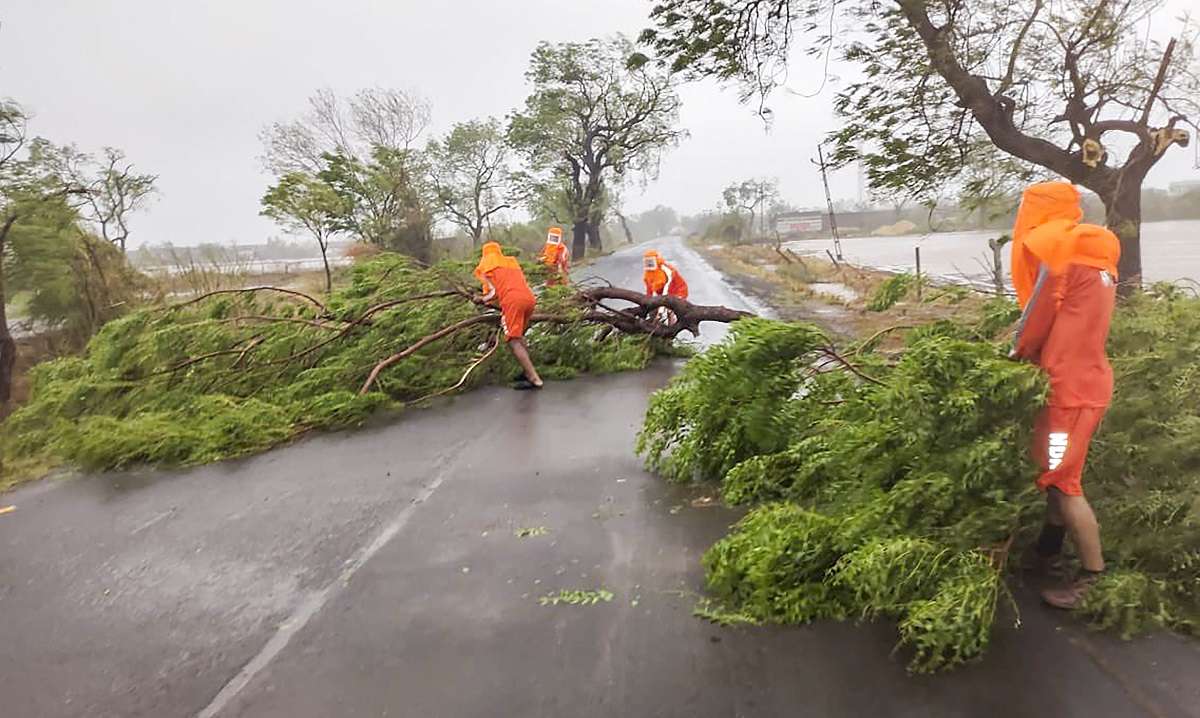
xmin=638 ymin=292 xmax=1200 ymax=672
xmin=0 ymin=254 xmax=748 ymax=483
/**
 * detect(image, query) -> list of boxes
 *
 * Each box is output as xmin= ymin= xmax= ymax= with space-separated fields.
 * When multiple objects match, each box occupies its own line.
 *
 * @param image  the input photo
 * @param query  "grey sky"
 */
xmin=4 ymin=0 xmax=1197 ymax=249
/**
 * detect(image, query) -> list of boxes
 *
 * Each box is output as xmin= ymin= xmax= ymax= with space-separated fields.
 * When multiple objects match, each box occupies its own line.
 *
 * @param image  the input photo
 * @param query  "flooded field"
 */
xmin=786 ymin=219 xmax=1200 ymax=288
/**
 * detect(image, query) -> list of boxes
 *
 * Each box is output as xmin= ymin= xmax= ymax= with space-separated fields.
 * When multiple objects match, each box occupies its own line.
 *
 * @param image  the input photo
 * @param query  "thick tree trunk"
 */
xmin=615 ymin=211 xmax=635 ymax=245
xmin=572 ymin=220 xmax=587 ymax=260
xmin=1102 ymin=180 xmax=1143 ymax=293
xmin=585 ymin=220 xmax=602 ymax=253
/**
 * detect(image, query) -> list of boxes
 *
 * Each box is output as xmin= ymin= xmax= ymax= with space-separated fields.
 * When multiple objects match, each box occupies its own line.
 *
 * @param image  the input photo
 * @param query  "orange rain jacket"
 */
xmin=475 ymin=242 xmax=537 ymax=340
xmin=1011 ymin=182 xmax=1120 ymax=408
xmin=539 ymin=227 xmax=570 ymax=272
xmin=643 ymin=250 xmax=689 ymax=299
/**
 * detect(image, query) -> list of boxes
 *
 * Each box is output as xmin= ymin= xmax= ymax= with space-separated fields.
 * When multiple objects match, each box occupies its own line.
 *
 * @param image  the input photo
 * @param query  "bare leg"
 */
xmin=508 ymin=338 xmax=543 ymax=387
xmin=1050 ymin=489 xmax=1104 ymax=572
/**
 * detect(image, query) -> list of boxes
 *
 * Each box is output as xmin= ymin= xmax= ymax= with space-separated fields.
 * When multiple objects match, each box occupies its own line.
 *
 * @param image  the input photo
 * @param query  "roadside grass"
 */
xmin=693 ymin=242 xmax=1007 ymax=347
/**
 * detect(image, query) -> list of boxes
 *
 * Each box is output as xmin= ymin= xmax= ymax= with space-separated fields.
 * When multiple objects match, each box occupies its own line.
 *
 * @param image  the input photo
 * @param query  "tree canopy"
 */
xmin=425 ymin=118 xmax=515 ymax=245
xmin=261 ymin=89 xmax=436 ymax=263
xmin=639 ymin=0 xmax=1199 ymax=285
xmin=510 ymin=35 xmax=686 ymax=257
xmin=260 ymin=173 xmax=348 ymax=292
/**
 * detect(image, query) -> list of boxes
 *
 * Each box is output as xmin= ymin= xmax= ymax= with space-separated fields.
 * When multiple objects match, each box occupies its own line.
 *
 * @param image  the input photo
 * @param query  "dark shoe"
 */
xmin=512 ymin=378 xmax=543 ymax=391
xmin=1041 ymin=572 xmax=1102 ymax=610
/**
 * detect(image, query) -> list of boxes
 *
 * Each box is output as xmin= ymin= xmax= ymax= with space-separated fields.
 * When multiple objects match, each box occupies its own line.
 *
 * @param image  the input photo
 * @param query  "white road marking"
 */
xmin=195 ymin=445 xmax=466 ymax=718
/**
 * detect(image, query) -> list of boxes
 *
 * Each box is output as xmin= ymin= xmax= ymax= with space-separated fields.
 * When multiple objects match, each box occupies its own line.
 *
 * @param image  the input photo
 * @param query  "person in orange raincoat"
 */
xmin=642 ymin=249 xmax=689 ymax=299
xmin=474 ymin=242 xmax=543 ymax=390
xmin=538 ymin=227 xmax=571 ymax=285
xmin=1010 ymin=180 xmax=1120 ymax=609
xmin=643 ymin=249 xmax=689 ymax=324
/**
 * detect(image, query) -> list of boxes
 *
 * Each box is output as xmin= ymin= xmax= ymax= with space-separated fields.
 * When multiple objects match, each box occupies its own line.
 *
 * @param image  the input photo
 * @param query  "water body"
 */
xmin=787 ymin=219 xmax=1200 ymax=288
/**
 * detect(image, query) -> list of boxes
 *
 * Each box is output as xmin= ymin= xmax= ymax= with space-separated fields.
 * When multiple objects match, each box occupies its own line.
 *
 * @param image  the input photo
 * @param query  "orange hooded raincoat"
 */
xmin=1010 ymin=181 xmax=1120 ymax=496
xmin=539 ymin=227 xmax=570 ymax=285
xmin=475 ymin=242 xmax=537 ymax=340
xmin=643 ymin=250 xmax=689 ymax=299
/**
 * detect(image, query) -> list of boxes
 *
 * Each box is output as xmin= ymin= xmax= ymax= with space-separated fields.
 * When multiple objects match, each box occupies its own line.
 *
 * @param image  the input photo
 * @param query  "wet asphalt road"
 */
xmin=2 ymin=238 xmax=1199 ymax=718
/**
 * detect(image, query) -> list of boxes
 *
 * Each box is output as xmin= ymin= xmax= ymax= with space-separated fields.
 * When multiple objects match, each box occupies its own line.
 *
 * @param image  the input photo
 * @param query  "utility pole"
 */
xmin=814 ymin=144 xmax=844 ymax=262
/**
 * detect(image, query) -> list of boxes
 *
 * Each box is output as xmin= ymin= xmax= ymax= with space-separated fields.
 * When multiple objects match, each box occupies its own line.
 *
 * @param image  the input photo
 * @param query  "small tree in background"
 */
xmin=510 ymin=35 xmax=686 ymax=259
xmin=260 ymin=173 xmax=347 ymax=292
xmin=639 ymin=0 xmax=1199 ymax=288
xmin=426 ymin=118 xmax=515 ymax=246
xmin=722 ymin=178 xmax=779 ymax=240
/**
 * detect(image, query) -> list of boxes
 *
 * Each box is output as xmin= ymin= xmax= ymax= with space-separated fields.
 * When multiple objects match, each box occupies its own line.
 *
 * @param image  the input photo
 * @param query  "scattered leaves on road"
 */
xmin=539 ymin=589 xmax=615 ymax=606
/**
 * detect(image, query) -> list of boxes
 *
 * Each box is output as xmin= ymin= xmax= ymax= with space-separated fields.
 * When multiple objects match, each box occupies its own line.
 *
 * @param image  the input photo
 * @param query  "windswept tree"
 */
xmin=639 ymin=0 xmax=1199 ymax=287
xmin=1 ymin=101 xmax=147 ymax=404
xmin=722 ymin=178 xmax=779 ymax=239
xmin=20 ymin=140 xmax=156 ymax=253
xmin=260 ymin=87 xmax=431 ymax=176
xmin=260 ymin=88 xmax=436 ymax=262
xmin=261 ymin=173 xmax=347 ymax=292
xmin=510 ymin=35 xmax=686 ymax=259
xmin=426 ymin=118 xmax=514 ymax=246
xmin=0 ymin=99 xmax=29 ymax=404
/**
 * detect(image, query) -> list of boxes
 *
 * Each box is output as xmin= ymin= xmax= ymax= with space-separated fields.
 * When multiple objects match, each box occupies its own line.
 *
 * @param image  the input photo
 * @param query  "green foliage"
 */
xmin=638 ymin=0 xmax=1200 ymax=214
xmin=1 ymin=254 xmax=662 ymax=481
xmin=6 ymin=195 xmax=146 ymax=345
xmin=260 ymin=172 xmax=347 ymax=290
xmin=425 ymin=118 xmax=513 ymax=243
xmin=640 ymin=290 xmax=1200 ymax=670
xmin=539 ymin=588 xmax=614 ymax=606
xmin=515 ymin=526 xmax=549 ymax=538
xmin=866 ymin=272 xmax=915 ymax=311
xmin=509 ymin=35 xmax=684 ymax=254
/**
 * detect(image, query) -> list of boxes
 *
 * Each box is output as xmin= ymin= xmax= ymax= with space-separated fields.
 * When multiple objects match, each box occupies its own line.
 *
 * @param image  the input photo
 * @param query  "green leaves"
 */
xmin=539 ymin=589 xmax=614 ymax=606
xmin=0 ymin=254 xmax=666 ymax=481
xmin=865 ymin=273 xmax=915 ymax=311
xmin=643 ymin=292 xmax=1200 ymax=670
xmin=508 ymin=34 xmax=685 ymax=233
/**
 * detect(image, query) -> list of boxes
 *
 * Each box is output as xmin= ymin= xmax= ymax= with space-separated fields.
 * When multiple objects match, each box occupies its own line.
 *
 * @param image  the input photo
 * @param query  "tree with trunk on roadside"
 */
xmin=509 ymin=35 xmax=686 ymax=260
xmin=0 ymin=99 xmax=28 ymax=406
xmin=637 ymin=0 xmax=1199 ymax=289
xmin=260 ymin=173 xmax=347 ymax=293
xmin=723 ymin=178 xmax=779 ymax=241
xmin=426 ymin=118 xmax=515 ymax=247
xmin=1 ymin=100 xmax=149 ymax=406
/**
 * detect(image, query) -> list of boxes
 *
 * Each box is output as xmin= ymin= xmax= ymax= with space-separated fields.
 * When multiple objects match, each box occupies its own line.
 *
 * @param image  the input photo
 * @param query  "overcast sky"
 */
xmin=4 ymin=0 xmax=1197 ymax=249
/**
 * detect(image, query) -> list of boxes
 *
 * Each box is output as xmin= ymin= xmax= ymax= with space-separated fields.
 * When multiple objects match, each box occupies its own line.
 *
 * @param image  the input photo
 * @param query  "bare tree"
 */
xmin=80 ymin=148 xmax=156 ymax=252
xmin=260 ymin=87 xmax=431 ymax=177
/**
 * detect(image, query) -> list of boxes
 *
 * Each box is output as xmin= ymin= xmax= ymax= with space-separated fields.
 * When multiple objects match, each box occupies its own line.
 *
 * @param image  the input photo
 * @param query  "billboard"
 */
xmin=776 ymin=214 xmax=824 ymax=234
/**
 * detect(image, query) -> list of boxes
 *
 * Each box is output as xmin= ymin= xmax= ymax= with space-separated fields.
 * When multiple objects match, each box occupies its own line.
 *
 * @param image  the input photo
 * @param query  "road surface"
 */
xmin=2 ymin=237 xmax=1198 ymax=718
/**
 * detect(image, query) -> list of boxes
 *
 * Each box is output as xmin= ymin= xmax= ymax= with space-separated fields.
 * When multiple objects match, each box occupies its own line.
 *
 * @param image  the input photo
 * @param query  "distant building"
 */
xmin=1169 ymin=180 xmax=1200 ymax=196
